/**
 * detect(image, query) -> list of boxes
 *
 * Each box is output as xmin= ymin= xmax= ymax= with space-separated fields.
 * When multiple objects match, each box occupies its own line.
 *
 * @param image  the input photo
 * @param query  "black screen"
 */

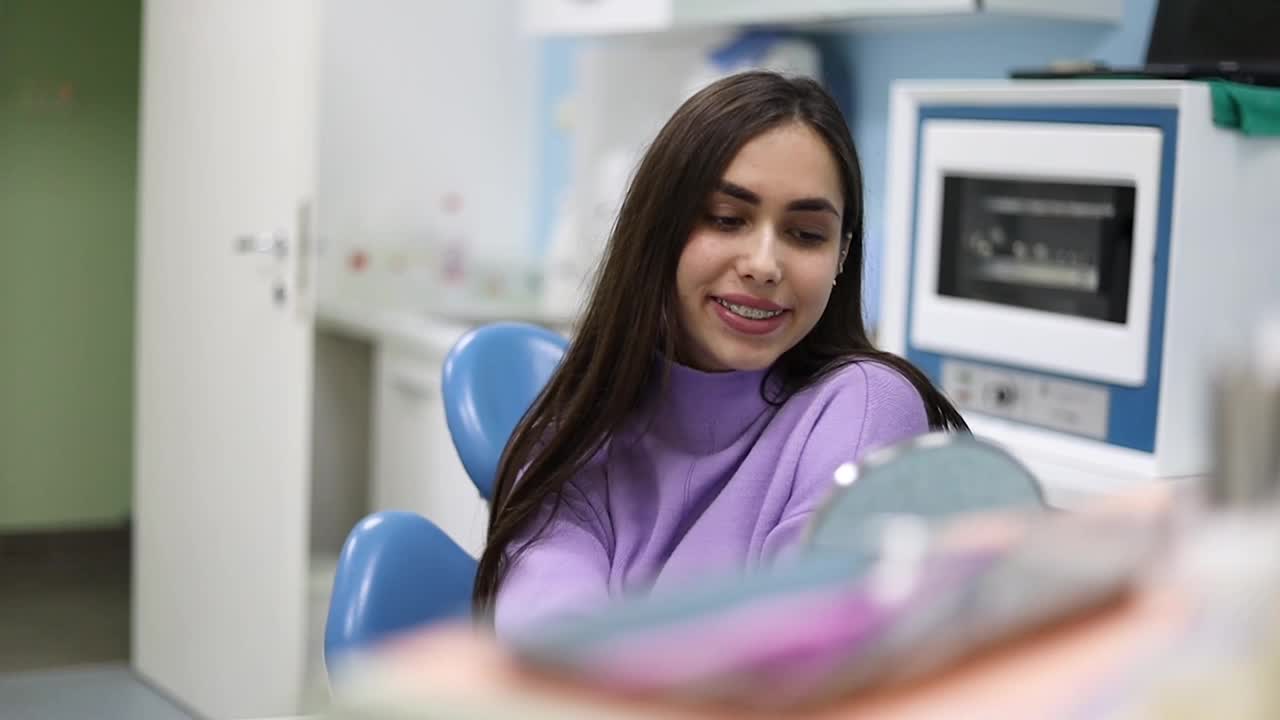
xmin=1147 ymin=0 xmax=1280 ymax=65
xmin=937 ymin=176 xmax=1136 ymax=324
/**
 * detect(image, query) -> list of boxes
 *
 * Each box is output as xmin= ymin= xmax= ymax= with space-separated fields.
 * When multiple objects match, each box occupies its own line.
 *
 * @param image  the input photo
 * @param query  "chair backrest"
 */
xmin=442 ymin=322 xmax=569 ymax=501
xmin=324 ymin=512 xmax=476 ymax=666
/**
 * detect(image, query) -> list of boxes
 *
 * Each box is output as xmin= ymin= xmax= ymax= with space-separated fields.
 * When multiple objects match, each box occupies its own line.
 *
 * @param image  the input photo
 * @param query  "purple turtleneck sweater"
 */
xmin=494 ymin=360 xmax=929 ymax=636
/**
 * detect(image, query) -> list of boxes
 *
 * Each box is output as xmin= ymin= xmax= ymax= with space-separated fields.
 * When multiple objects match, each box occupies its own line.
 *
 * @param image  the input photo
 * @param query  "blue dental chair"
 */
xmin=439 ymin=322 xmax=572 ymax=502
xmin=324 ymin=322 xmax=569 ymax=668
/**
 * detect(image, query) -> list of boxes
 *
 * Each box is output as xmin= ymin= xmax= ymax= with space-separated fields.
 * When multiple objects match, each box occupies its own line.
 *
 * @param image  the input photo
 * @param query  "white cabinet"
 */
xmin=523 ymin=0 xmax=672 ymax=35
xmin=372 ymin=337 xmax=488 ymax=558
xmin=522 ymin=0 xmax=1123 ymax=34
xmin=675 ymin=0 xmax=973 ymax=27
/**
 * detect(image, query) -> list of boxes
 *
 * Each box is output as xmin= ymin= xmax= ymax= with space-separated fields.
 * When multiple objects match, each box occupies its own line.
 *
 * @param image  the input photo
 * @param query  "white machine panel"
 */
xmin=912 ymin=120 xmax=1163 ymax=387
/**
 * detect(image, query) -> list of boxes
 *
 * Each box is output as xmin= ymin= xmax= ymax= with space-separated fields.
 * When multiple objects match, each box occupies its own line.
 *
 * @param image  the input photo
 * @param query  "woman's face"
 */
xmin=674 ymin=122 xmax=846 ymax=372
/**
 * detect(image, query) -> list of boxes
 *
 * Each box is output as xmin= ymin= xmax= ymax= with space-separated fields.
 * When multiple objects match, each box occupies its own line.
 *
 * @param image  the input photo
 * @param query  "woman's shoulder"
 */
xmin=784 ymin=358 xmax=927 ymax=430
xmin=769 ymin=359 xmax=929 ymax=468
xmin=797 ymin=358 xmax=920 ymax=401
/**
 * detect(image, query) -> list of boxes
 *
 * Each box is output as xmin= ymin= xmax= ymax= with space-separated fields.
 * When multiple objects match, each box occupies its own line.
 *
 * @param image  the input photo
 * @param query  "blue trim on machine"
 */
xmin=904 ymin=105 xmax=1179 ymax=452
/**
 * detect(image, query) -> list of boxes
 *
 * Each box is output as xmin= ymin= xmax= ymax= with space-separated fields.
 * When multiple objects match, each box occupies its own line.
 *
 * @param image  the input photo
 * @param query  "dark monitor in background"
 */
xmin=1011 ymin=0 xmax=1280 ymax=85
xmin=1146 ymin=0 xmax=1280 ymax=65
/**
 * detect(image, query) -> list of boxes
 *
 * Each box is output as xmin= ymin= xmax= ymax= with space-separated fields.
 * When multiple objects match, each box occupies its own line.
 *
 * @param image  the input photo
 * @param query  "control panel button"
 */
xmin=942 ymin=359 xmax=1109 ymax=440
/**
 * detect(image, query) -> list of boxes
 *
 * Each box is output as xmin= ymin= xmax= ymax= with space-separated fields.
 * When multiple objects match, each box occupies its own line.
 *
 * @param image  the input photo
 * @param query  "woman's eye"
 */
xmin=708 ymin=214 xmax=745 ymax=232
xmin=790 ymin=228 xmax=826 ymax=244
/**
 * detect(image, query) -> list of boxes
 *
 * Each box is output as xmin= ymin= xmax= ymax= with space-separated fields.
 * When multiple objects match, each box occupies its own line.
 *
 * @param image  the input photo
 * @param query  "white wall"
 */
xmin=317 ymin=0 xmax=539 ymax=311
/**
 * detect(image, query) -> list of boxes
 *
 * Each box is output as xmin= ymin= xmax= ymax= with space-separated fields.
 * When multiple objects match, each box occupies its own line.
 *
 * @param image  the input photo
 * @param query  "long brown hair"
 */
xmin=473 ymin=71 xmax=967 ymax=613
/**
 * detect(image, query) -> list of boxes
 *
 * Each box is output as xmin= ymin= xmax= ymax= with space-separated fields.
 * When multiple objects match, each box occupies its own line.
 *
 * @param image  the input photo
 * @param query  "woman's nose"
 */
xmin=737 ymin=226 xmax=782 ymax=285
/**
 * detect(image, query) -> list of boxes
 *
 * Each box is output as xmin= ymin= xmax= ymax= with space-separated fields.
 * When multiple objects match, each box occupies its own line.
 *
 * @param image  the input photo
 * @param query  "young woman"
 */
xmin=477 ymin=71 xmax=967 ymax=634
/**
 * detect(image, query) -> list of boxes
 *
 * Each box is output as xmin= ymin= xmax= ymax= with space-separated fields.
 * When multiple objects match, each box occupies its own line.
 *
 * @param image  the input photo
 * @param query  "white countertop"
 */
xmin=316 ymin=299 xmax=576 ymax=351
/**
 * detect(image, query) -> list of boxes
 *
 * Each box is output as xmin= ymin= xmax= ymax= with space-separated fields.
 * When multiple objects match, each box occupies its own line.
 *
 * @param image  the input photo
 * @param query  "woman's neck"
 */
xmin=640 ymin=356 xmax=777 ymax=452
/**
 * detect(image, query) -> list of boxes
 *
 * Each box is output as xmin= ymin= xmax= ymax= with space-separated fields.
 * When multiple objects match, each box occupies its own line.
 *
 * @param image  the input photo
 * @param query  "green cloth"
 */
xmin=1209 ymin=80 xmax=1280 ymax=136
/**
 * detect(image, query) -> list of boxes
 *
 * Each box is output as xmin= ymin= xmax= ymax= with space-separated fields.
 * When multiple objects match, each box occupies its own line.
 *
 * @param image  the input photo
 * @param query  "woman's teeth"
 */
xmin=716 ymin=298 xmax=783 ymax=320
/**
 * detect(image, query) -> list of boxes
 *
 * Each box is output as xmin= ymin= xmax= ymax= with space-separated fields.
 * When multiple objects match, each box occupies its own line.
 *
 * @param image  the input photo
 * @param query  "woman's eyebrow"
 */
xmin=716 ymin=181 xmax=840 ymax=217
xmin=786 ymin=197 xmax=840 ymax=217
xmin=716 ymin=181 xmax=760 ymax=205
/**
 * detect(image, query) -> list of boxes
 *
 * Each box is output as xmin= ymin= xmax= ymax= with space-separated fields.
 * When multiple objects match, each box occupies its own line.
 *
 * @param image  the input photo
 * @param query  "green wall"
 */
xmin=0 ymin=0 xmax=140 ymax=530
